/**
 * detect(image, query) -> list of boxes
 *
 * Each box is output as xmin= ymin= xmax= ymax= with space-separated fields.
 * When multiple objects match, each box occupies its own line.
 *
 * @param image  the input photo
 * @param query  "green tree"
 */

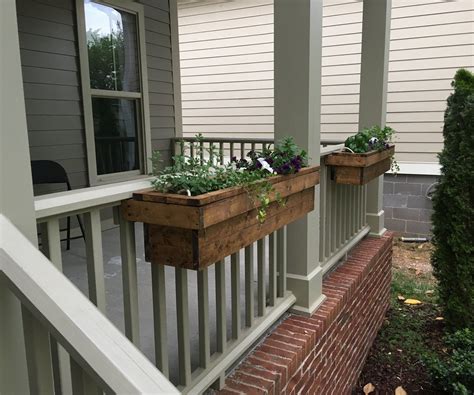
xmin=431 ymin=69 xmax=474 ymax=330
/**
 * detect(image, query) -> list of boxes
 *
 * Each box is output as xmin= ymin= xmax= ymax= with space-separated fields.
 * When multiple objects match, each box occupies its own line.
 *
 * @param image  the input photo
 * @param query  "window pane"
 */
xmin=92 ymin=98 xmax=140 ymax=175
xmin=85 ymin=0 xmax=140 ymax=92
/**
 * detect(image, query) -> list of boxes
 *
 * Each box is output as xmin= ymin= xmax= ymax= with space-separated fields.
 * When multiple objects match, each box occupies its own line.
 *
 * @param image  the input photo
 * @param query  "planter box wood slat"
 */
xmin=324 ymin=145 xmax=394 ymax=185
xmin=121 ymin=166 xmax=319 ymax=270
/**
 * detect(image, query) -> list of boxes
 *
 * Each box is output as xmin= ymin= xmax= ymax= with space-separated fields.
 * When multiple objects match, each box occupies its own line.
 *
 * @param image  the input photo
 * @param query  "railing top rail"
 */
xmin=171 ymin=136 xmax=273 ymax=144
xmin=172 ymin=136 xmax=345 ymax=146
xmin=0 ymin=215 xmax=179 ymax=394
xmin=320 ymin=143 xmax=345 ymax=157
xmin=34 ymin=138 xmax=345 ymax=220
xmin=35 ymin=177 xmax=152 ymax=221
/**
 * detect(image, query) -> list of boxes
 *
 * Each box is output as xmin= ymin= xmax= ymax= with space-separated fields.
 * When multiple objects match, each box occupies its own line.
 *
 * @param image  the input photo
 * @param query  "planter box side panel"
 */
xmin=145 ymin=224 xmax=199 ymax=270
xmin=332 ymin=157 xmax=391 ymax=185
xmin=201 ymin=168 xmax=319 ymax=228
xmin=325 ymin=146 xmax=395 ymax=168
xmin=146 ymin=188 xmax=315 ymax=269
xmin=122 ymin=200 xmax=202 ymax=229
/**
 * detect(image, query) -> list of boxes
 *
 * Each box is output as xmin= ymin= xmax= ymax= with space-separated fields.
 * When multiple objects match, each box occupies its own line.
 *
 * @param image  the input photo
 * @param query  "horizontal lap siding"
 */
xmin=387 ymin=0 xmax=474 ymax=163
xmin=178 ymin=0 xmax=274 ymax=139
xmin=140 ymin=0 xmax=176 ymax=161
xmin=18 ymin=0 xmax=176 ymax=191
xmin=17 ymin=0 xmax=88 ymax=190
xmin=178 ymin=0 xmax=474 ymax=164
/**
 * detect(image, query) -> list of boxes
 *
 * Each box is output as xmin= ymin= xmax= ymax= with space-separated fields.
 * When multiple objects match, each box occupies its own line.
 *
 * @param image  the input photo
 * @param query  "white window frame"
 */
xmin=76 ymin=0 xmax=151 ymax=186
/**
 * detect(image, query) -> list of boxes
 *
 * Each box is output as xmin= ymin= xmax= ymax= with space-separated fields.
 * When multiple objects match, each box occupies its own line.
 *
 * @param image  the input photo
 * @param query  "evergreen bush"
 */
xmin=431 ymin=69 xmax=474 ymax=330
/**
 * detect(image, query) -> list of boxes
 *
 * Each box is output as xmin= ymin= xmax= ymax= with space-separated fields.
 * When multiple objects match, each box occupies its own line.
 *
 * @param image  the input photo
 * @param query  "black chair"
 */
xmin=31 ymin=160 xmax=85 ymax=250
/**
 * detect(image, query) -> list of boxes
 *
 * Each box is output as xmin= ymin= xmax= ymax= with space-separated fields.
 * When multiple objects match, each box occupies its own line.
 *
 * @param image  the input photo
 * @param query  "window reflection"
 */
xmin=85 ymin=0 xmax=140 ymax=92
xmin=92 ymin=98 xmax=140 ymax=175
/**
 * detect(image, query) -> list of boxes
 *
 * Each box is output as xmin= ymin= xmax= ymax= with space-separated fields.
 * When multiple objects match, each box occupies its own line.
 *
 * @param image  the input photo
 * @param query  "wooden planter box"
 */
xmin=121 ymin=166 xmax=319 ymax=270
xmin=324 ymin=145 xmax=395 ymax=185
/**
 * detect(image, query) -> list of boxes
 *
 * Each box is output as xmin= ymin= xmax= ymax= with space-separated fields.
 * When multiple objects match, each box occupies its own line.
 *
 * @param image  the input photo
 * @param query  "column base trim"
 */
xmin=286 ymin=265 xmax=324 ymax=316
xmin=289 ymin=294 xmax=326 ymax=317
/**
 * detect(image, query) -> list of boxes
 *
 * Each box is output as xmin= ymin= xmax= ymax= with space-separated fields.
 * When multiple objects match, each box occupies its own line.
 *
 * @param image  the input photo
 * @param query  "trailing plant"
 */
xmin=151 ymin=135 xmax=308 ymax=222
xmin=431 ymin=68 xmax=474 ymax=331
xmin=424 ymin=328 xmax=474 ymax=394
xmin=344 ymin=125 xmax=399 ymax=172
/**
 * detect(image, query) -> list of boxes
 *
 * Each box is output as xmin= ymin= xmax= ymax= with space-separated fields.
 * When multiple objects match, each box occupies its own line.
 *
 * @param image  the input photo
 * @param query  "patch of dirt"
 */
xmin=353 ymin=303 xmax=445 ymax=394
xmin=353 ymin=240 xmax=445 ymax=394
xmin=393 ymin=240 xmax=434 ymax=275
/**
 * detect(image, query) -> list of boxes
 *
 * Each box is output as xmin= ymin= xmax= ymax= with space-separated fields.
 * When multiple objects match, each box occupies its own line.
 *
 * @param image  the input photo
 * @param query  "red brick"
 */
xmin=218 ymin=233 xmax=393 ymax=395
xmin=230 ymin=371 xmax=275 ymax=395
xmin=225 ymin=379 xmax=267 ymax=394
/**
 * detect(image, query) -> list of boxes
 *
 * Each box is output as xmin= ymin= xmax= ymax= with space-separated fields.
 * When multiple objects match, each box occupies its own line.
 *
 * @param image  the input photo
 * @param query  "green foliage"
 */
xmin=247 ymin=136 xmax=308 ymax=175
xmin=431 ymin=69 xmax=474 ymax=330
xmin=391 ymin=269 xmax=438 ymax=303
xmin=151 ymin=135 xmax=307 ymax=222
xmin=344 ymin=125 xmax=399 ymax=172
xmin=87 ymin=28 xmax=125 ymax=91
xmin=425 ymin=329 xmax=474 ymax=394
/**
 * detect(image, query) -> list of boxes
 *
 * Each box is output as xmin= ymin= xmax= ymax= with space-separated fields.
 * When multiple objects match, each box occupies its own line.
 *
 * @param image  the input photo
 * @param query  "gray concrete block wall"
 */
xmin=383 ymin=174 xmax=438 ymax=238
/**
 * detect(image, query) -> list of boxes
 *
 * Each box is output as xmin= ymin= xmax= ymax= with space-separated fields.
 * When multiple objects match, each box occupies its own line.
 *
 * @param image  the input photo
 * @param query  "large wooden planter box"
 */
xmin=121 ymin=166 xmax=319 ymax=270
xmin=324 ymin=145 xmax=395 ymax=185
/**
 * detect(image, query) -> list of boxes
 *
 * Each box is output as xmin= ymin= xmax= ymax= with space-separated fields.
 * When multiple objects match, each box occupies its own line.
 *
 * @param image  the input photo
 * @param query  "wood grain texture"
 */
xmin=124 ymin=167 xmax=319 ymax=270
xmin=324 ymin=145 xmax=394 ymax=167
xmin=145 ymin=188 xmax=315 ymax=270
xmin=330 ymin=157 xmax=391 ymax=185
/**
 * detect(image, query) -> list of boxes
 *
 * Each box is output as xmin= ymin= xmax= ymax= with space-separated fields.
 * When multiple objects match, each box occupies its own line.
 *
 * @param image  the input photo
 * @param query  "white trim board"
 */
xmin=388 ymin=162 xmax=440 ymax=176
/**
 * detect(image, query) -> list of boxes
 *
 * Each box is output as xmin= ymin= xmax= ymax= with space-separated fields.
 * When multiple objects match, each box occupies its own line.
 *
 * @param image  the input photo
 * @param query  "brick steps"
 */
xmin=218 ymin=233 xmax=393 ymax=395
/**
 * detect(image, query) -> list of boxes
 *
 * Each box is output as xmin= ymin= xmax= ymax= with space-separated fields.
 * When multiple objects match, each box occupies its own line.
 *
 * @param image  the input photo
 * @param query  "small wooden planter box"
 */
xmin=121 ymin=166 xmax=319 ymax=270
xmin=324 ymin=145 xmax=395 ymax=185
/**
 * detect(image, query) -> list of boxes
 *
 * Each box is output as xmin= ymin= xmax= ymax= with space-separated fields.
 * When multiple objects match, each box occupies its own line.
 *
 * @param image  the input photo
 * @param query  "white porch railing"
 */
xmin=30 ymin=137 xmax=376 ymax=393
xmin=34 ymin=171 xmax=295 ymax=393
xmin=0 ymin=214 xmax=178 ymax=394
xmin=319 ymin=145 xmax=370 ymax=273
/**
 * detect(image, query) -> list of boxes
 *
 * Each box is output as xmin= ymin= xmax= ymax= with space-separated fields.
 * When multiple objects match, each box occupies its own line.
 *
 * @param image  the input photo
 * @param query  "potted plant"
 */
xmin=325 ymin=125 xmax=397 ymax=185
xmin=121 ymin=136 xmax=319 ymax=270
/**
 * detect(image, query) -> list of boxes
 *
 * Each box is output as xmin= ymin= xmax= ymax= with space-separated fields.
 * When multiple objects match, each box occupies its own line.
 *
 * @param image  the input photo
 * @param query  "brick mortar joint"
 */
xmin=219 ymin=234 xmax=393 ymax=394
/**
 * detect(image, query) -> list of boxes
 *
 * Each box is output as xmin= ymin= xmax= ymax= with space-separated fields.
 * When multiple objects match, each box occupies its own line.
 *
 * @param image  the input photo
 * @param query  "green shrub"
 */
xmin=425 ymin=329 xmax=474 ymax=394
xmin=431 ymin=69 xmax=474 ymax=330
xmin=344 ymin=125 xmax=395 ymax=154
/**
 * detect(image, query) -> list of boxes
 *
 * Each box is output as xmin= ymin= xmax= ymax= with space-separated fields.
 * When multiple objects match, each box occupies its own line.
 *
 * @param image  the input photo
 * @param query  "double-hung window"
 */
xmin=78 ymin=0 xmax=150 ymax=184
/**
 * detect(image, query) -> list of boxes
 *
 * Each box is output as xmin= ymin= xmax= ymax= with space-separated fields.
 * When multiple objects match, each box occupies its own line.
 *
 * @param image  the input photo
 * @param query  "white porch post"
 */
xmin=0 ymin=0 xmax=54 ymax=393
xmin=274 ymin=0 xmax=325 ymax=315
xmin=359 ymin=0 xmax=392 ymax=236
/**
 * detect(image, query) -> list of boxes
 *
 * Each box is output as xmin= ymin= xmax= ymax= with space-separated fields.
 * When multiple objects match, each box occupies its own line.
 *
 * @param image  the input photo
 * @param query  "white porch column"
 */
xmin=359 ymin=0 xmax=392 ymax=236
xmin=0 ymin=0 xmax=54 ymax=393
xmin=274 ymin=0 xmax=325 ymax=315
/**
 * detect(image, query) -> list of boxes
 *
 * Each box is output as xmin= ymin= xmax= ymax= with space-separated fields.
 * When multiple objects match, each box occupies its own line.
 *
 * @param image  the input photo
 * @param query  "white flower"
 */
xmin=186 ymin=189 xmax=191 ymax=196
xmin=257 ymin=158 xmax=275 ymax=174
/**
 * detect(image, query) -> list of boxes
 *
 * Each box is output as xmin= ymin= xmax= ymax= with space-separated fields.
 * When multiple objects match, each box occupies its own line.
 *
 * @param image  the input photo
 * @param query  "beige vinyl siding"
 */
xmin=178 ymin=0 xmax=474 ymax=166
xmin=18 ymin=0 xmax=177 ymax=191
xmin=178 ymin=0 xmax=274 ymax=138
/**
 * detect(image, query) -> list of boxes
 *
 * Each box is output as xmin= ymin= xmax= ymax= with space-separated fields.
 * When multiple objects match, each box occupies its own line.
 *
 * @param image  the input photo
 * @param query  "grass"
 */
xmin=379 ymin=267 xmax=440 ymax=365
xmin=391 ymin=267 xmax=438 ymax=303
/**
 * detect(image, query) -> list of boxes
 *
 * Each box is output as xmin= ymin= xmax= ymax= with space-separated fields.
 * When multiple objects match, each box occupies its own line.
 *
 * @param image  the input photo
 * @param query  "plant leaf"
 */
xmin=363 ymin=383 xmax=375 ymax=394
